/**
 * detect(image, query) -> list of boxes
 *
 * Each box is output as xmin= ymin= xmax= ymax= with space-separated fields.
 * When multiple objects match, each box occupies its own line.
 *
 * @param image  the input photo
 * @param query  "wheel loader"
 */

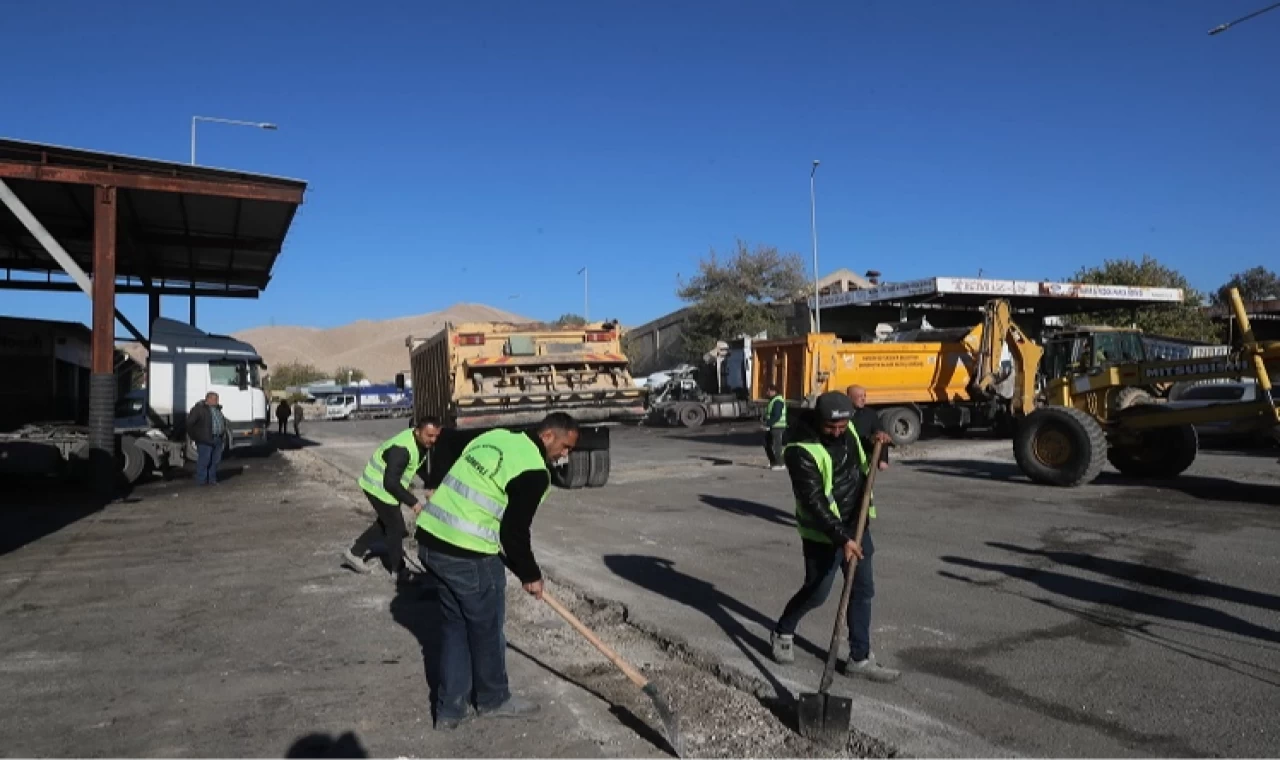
xmin=973 ymin=287 xmax=1280 ymax=487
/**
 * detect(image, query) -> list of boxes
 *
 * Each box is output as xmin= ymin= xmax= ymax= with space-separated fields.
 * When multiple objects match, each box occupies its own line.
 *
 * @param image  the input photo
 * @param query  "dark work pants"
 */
xmin=775 ymin=531 xmax=876 ymax=662
xmin=422 ymin=546 xmax=510 ymax=721
xmin=278 ymin=418 xmax=289 ymax=434
xmin=194 ymin=441 xmax=223 ymax=485
xmin=763 ymin=428 xmax=785 ymax=466
xmin=350 ymin=493 xmax=407 ymax=573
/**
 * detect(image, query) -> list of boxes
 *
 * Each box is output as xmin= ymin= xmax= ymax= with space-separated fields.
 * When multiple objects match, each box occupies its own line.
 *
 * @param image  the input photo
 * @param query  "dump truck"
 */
xmin=750 ymin=316 xmax=1039 ymax=446
xmin=402 ymin=320 xmax=647 ymax=489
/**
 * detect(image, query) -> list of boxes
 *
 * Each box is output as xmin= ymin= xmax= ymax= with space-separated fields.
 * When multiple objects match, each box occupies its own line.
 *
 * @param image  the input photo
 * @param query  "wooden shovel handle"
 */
xmin=818 ymin=439 xmax=883 ymax=693
xmin=542 ymin=591 xmax=650 ymax=689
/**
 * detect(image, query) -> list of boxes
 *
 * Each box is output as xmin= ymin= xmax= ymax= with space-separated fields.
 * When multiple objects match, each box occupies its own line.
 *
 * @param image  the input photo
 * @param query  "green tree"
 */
xmin=334 ymin=365 xmax=366 ymax=384
xmin=554 ymin=313 xmax=588 ymax=327
xmin=676 ymin=240 xmax=807 ymax=359
xmin=1069 ymin=254 xmax=1219 ymax=342
xmin=1213 ymin=266 xmax=1280 ymax=306
xmin=267 ymin=360 xmax=329 ymax=390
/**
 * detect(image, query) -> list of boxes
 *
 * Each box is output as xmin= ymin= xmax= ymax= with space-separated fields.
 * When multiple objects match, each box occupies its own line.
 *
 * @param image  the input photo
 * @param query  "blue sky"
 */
xmin=2 ymin=0 xmax=1277 ymax=337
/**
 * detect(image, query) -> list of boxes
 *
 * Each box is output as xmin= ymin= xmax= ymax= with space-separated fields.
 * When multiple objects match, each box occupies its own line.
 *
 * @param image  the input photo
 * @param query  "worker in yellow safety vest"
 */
xmin=762 ymin=385 xmax=788 ymax=471
xmin=342 ymin=417 xmax=443 ymax=578
xmin=414 ymin=412 xmax=580 ymax=731
xmin=769 ymin=392 xmax=900 ymax=683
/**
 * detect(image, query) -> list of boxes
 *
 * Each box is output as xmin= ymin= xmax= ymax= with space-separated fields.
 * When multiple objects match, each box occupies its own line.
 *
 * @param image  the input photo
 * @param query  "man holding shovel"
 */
xmin=415 ymin=412 xmax=580 ymax=730
xmin=769 ymin=392 xmax=900 ymax=683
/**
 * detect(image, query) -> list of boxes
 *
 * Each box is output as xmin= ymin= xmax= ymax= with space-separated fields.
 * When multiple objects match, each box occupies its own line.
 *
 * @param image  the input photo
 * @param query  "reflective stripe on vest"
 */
xmin=766 ymin=396 xmax=788 ymax=429
xmin=784 ymin=432 xmax=873 ymax=544
xmin=417 ymin=428 xmax=550 ymax=554
xmin=358 ymin=428 xmax=421 ymax=504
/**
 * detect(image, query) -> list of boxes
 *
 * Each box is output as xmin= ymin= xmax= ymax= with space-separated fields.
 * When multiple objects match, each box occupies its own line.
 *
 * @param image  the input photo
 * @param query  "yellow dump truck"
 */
xmin=403 ymin=320 xmax=646 ymax=489
xmin=751 ymin=315 xmax=1038 ymax=446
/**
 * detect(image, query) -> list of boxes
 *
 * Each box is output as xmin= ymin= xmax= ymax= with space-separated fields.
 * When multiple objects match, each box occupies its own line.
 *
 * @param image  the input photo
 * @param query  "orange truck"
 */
xmin=402 ymin=320 xmax=646 ymax=489
xmin=751 ymin=319 xmax=1027 ymax=446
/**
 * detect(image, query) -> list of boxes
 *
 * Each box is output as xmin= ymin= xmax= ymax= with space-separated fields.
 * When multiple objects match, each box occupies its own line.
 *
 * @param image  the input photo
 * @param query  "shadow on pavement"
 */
xmin=284 ymin=730 xmax=368 ymax=758
xmin=987 ymin=541 xmax=1280 ymax=614
xmin=911 ymin=458 xmax=1280 ymax=507
xmin=505 ymin=641 xmax=674 ymax=756
xmin=938 ymin=554 xmax=1280 ymax=645
xmin=269 ymin=433 xmax=323 ymax=451
xmin=0 ymin=476 xmax=109 ymax=557
xmin=699 ymin=494 xmax=795 ymax=527
xmin=388 ymin=575 xmax=443 ymax=720
xmin=602 ymin=554 xmax=833 ymax=731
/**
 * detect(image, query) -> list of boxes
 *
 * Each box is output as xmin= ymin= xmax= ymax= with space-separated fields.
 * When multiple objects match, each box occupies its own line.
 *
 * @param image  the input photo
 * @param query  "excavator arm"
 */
xmin=971 ymin=299 xmax=1043 ymax=416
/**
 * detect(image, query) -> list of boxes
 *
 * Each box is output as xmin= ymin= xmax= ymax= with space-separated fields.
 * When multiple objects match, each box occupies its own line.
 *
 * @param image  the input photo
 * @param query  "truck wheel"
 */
xmin=679 ymin=404 xmax=707 ymax=428
xmin=879 ymin=407 xmax=921 ymax=447
xmin=118 ymin=436 xmax=148 ymax=485
xmin=1013 ymin=407 xmax=1106 ymax=487
xmin=1108 ymin=422 xmax=1198 ymax=479
xmin=586 ymin=450 xmax=611 ymax=488
xmin=1114 ymin=387 xmax=1154 ymax=412
xmin=552 ymin=450 xmax=591 ymax=489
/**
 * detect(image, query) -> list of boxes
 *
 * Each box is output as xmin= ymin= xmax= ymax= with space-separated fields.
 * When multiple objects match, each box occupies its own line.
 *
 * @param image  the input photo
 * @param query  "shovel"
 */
xmin=542 ymin=591 xmax=685 ymax=758
xmin=797 ymin=439 xmax=884 ymax=745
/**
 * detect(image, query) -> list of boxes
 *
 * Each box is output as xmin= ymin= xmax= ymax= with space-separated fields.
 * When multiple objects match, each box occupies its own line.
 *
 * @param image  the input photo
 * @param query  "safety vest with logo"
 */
xmin=416 ymin=429 xmax=550 ymax=555
xmin=784 ymin=430 xmax=875 ymax=544
xmin=359 ymin=428 xmax=422 ymax=504
xmin=765 ymin=395 xmax=788 ymax=429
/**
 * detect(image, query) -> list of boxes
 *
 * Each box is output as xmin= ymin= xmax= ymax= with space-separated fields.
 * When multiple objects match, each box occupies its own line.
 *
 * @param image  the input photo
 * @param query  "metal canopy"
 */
xmin=809 ymin=276 xmax=1186 ymax=317
xmin=0 ymin=137 xmax=306 ymax=298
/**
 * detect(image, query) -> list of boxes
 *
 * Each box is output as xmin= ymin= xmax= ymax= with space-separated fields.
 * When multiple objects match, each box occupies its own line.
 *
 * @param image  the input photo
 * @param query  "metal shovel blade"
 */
xmin=797 ymin=691 xmax=853 ymax=746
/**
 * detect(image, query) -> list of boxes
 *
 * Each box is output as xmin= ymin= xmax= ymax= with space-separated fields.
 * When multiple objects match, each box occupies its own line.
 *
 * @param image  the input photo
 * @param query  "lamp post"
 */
xmin=190 ymin=116 xmax=278 ymax=165
xmin=809 ymin=159 xmax=822 ymax=333
xmin=577 ymin=267 xmax=589 ymax=322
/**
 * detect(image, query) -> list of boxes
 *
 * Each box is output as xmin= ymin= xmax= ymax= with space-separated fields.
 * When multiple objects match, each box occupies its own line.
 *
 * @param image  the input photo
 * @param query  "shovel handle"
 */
xmin=542 ymin=591 xmax=650 ymax=690
xmin=818 ymin=439 xmax=883 ymax=694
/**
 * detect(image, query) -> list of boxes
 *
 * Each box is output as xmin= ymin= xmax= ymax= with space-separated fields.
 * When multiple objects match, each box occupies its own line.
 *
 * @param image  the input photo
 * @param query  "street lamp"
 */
xmin=577 ymin=267 xmax=590 ymax=322
xmin=809 ymin=159 xmax=822 ymax=333
xmin=190 ymin=116 xmax=278 ymax=165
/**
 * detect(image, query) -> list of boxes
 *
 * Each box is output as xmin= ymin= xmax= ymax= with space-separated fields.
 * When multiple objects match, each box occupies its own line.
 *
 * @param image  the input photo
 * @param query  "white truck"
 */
xmin=0 ymin=318 xmax=270 ymax=485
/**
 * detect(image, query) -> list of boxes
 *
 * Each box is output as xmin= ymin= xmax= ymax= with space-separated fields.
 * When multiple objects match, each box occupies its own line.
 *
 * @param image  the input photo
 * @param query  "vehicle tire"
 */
xmin=586 ymin=449 xmax=611 ymax=488
xmin=879 ymin=406 xmax=921 ymax=447
xmin=118 ymin=436 xmax=148 ymax=485
xmin=1107 ymin=422 xmax=1199 ymax=479
xmin=1114 ymin=387 xmax=1154 ymax=412
xmin=552 ymin=450 xmax=591 ymax=489
xmin=1013 ymin=406 xmax=1107 ymax=487
xmin=679 ymin=403 xmax=707 ymax=428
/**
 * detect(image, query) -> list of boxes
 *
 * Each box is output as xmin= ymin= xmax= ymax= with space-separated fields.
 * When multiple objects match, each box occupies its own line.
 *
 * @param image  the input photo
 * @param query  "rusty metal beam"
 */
xmin=0 ymin=160 xmax=304 ymax=205
xmin=0 ymin=279 xmax=260 ymax=298
xmin=92 ymin=186 xmax=117 ymax=373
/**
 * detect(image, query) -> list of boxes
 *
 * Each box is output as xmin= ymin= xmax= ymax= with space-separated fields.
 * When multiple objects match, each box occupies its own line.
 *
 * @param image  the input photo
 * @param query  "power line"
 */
xmin=1208 ymin=1 xmax=1280 ymax=35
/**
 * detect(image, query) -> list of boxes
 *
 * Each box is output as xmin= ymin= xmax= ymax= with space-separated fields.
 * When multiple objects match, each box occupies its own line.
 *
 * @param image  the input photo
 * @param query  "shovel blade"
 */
xmin=797 ymin=692 xmax=852 ymax=746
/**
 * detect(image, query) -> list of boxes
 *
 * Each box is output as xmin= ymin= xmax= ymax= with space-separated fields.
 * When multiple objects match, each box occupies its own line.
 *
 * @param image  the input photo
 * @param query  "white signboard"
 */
xmin=810 ymin=277 xmax=1183 ymax=309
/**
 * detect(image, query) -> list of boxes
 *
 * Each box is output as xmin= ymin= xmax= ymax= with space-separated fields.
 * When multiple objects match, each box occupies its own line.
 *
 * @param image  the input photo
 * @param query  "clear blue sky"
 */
xmin=2 ymin=0 xmax=1277 ymax=337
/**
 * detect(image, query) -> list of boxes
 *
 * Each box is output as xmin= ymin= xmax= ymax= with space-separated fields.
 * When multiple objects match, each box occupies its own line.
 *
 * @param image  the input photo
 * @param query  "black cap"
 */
xmin=814 ymin=392 xmax=855 ymax=421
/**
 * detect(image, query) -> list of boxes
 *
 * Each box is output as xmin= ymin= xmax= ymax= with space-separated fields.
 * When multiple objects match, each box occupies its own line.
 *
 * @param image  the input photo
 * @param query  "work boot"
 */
xmin=340 ymin=549 xmax=372 ymax=574
xmin=434 ymin=714 xmax=471 ymax=731
xmin=840 ymin=653 xmax=901 ymax=683
xmin=770 ymin=465 xmax=786 ymax=472
xmin=479 ymin=695 xmax=541 ymax=719
xmin=770 ymin=632 xmax=795 ymax=664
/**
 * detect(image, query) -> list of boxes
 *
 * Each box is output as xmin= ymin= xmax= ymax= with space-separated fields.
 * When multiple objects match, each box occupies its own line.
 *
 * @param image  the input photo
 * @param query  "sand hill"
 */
xmin=234 ymin=303 xmax=530 ymax=382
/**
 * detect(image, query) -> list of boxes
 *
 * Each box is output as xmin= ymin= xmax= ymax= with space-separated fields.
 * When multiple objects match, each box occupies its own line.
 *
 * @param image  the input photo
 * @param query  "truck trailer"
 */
xmin=323 ymin=385 xmax=413 ymax=420
xmin=402 ymin=320 xmax=647 ymax=488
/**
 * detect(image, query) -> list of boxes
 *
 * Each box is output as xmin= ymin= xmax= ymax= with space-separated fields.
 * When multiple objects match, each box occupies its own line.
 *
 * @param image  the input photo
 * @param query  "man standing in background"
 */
xmin=187 ymin=392 xmax=226 ymax=486
xmin=275 ymin=398 xmax=291 ymax=436
xmin=847 ymin=385 xmax=890 ymax=471
xmin=292 ymin=402 xmax=304 ymax=437
xmin=762 ymin=385 xmax=788 ymax=471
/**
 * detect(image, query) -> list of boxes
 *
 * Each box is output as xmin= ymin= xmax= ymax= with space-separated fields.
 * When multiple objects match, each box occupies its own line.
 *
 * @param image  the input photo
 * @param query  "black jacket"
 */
xmin=782 ymin=411 xmax=869 ymax=545
xmin=186 ymin=402 xmax=224 ymax=445
xmin=852 ymin=407 xmax=889 ymax=464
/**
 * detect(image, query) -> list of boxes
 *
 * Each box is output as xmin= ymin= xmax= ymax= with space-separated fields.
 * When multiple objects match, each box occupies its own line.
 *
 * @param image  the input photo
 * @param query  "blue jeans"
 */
xmin=775 ymin=531 xmax=876 ymax=661
xmin=195 ymin=441 xmax=223 ymax=485
xmin=422 ymin=546 xmax=510 ymax=720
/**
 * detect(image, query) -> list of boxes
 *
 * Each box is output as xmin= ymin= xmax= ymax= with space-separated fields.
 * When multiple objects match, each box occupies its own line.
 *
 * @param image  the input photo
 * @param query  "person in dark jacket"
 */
xmin=770 ymin=391 xmax=899 ymax=682
xmin=187 ymin=392 xmax=227 ymax=486
xmin=275 ymin=399 xmax=291 ymax=435
xmin=847 ymin=385 xmax=890 ymax=470
xmin=343 ymin=417 xmax=443 ymax=579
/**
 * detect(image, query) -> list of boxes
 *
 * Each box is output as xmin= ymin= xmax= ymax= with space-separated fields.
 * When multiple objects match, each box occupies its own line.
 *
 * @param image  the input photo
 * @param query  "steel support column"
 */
xmin=189 ymin=293 xmax=197 ymax=326
xmin=149 ymin=291 xmax=161 ymax=337
xmin=90 ymin=185 xmax=118 ymax=496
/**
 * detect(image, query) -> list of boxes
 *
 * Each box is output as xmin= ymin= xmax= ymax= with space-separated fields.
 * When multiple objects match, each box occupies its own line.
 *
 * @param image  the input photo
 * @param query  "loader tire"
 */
xmin=1013 ymin=407 xmax=1106 ymax=487
xmin=678 ymin=403 xmax=707 ymax=428
xmin=552 ymin=450 xmax=591 ymax=490
xmin=1114 ymin=387 xmax=1154 ymax=412
xmin=880 ymin=406 xmax=922 ymax=447
xmin=1107 ymin=422 xmax=1198 ymax=479
xmin=118 ymin=435 xmax=148 ymax=485
xmin=586 ymin=449 xmax=611 ymax=488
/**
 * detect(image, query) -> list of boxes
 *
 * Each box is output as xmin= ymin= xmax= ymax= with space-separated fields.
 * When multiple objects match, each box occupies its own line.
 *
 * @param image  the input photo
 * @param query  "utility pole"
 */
xmin=578 ymin=267 xmax=589 ymax=322
xmin=809 ymin=160 xmax=822 ymax=333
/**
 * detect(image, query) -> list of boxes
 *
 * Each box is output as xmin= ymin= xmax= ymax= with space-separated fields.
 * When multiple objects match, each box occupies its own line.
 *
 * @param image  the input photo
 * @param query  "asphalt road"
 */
xmin=305 ymin=417 xmax=1280 ymax=757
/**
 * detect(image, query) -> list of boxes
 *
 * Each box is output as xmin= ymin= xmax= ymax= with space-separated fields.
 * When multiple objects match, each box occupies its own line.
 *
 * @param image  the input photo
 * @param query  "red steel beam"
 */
xmin=92 ymin=185 xmax=117 ymax=373
xmin=0 ymin=160 xmax=304 ymax=205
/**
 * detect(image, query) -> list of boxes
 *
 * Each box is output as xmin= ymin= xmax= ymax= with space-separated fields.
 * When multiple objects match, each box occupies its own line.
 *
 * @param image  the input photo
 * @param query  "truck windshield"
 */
xmin=210 ymin=360 xmax=264 ymax=389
